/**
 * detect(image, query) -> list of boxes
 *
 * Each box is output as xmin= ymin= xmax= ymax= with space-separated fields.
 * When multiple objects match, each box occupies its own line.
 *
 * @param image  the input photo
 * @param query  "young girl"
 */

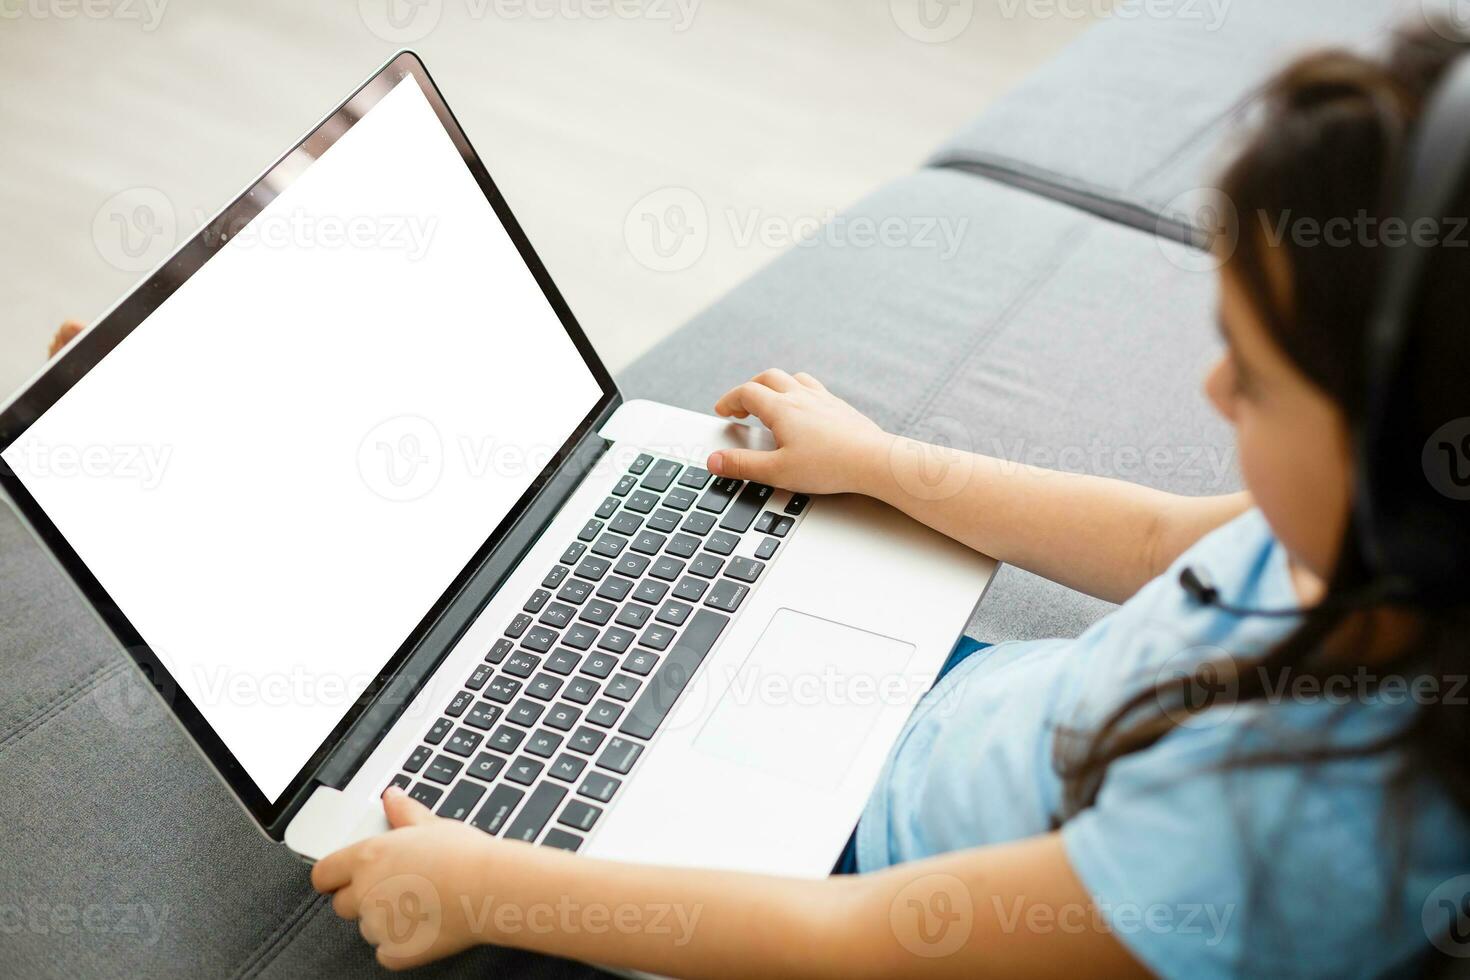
xmin=309 ymin=27 xmax=1470 ymax=978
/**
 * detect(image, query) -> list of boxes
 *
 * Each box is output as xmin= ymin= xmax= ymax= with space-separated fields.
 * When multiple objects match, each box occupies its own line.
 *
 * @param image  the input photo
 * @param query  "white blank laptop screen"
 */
xmin=1 ymin=77 xmax=603 ymax=802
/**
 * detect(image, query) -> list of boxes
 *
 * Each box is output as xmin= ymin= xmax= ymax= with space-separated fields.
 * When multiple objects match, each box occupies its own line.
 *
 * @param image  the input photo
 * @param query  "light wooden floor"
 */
xmin=0 ymin=0 xmax=1095 ymax=400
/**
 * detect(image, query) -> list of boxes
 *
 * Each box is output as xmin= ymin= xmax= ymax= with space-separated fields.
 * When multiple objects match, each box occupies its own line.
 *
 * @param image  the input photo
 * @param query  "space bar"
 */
xmin=619 ymin=608 xmax=729 ymax=739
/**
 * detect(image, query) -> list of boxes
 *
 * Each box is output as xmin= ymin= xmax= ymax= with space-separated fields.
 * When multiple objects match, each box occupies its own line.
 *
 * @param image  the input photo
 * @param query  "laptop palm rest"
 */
xmin=691 ymin=609 xmax=917 ymax=792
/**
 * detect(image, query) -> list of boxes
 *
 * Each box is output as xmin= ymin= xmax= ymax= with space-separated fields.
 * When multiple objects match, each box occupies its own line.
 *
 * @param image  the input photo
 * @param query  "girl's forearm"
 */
xmin=860 ymin=436 xmax=1249 ymax=603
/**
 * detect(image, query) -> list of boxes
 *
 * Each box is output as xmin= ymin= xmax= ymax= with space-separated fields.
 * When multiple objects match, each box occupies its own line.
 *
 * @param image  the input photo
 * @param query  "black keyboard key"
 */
xmin=577 ymin=519 xmax=604 ymax=542
xmin=626 ymin=490 xmax=660 ymax=514
xmin=649 ymin=556 xmax=685 ymax=581
xmin=597 ymin=626 xmax=636 ymax=653
xmin=466 ymin=664 xmax=493 ymax=690
xmin=681 ymin=511 xmax=716 ymax=535
xmin=508 ymin=698 xmax=545 ymax=727
xmin=577 ymin=771 xmax=621 ymax=803
xmin=725 ymin=557 xmax=764 ymax=583
xmin=558 ymin=799 xmax=603 ymax=832
xmin=564 ymin=677 xmax=599 ymax=704
xmin=409 ymin=783 xmax=443 ymax=807
xmin=405 ymin=745 xmax=432 ymax=773
xmin=557 ymin=579 xmax=593 ymax=605
xmin=720 ymin=482 xmax=774 ymax=533
xmin=606 ymin=673 xmax=643 ymax=702
xmin=609 ymin=511 xmax=644 ymax=536
xmin=563 ymin=623 xmax=599 ymax=650
xmin=467 ymin=751 xmax=507 ymax=782
xmin=471 ymin=784 xmax=524 ymax=835
xmin=637 ymin=537 xmax=673 ymax=558
xmin=666 ymin=533 xmax=701 ymax=558
xmin=568 ymin=725 xmax=606 ymax=755
xmin=678 ymin=466 xmax=712 ymax=490
xmin=755 ymin=536 xmax=779 ymax=560
xmin=579 ymin=599 xmax=616 ymax=626
xmin=446 ymin=690 xmax=474 ymax=717
xmin=629 ymin=453 xmax=653 ymax=475
xmin=664 ymin=487 xmax=697 ymax=511
xmin=426 ymin=755 xmax=463 ymax=784
xmin=612 ymin=474 xmax=637 ymax=496
xmin=638 ymin=624 xmax=676 ymax=651
xmin=624 ymin=649 xmax=660 ymax=675
xmin=549 ymin=753 xmax=588 ymax=782
xmin=524 ymin=589 xmax=551 ymax=613
xmin=505 ymin=613 xmax=533 ymax=639
xmin=504 ymin=651 xmax=541 ymax=678
xmin=488 ymin=724 xmax=526 ymax=754
xmin=596 ymin=575 xmax=635 ymax=602
xmin=696 ymin=477 xmax=741 ymax=513
xmin=640 ymin=458 xmax=682 ymax=491
xmin=486 ymin=638 xmax=515 ymax=664
xmin=704 ymin=530 xmax=740 ymax=556
xmin=542 ymin=565 xmax=570 ymax=589
xmin=574 ymin=555 xmax=612 ymax=581
xmin=522 ymin=626 xmax=557 ymax=653
xmin=595 ymin=496 xmax=620 ymax=520
xmin=673 ymin=576 xmax=708 ymax=602
xmin=690 ymin=553 xmax=725 ymax=578
xmin=596 ymin=736 xmax=644 ymax=775
xmin=580 ymin=651 xmax=617 ymax=678
xmin=621 ymin=609 xmax=729 ymax=739
xmin=445 ymin=728 xmax=483 ymax=758
xmin=704 ymin=578 xmax=749 ymax=613
xmin=656 ymin=599 xmax=694 ymax=626
xmin=525 ymin=729 xmax=563 ymax=758
xmin=466 ymin=701 xmax=503 ymax=730
xmin=645 ymin=508 xmax=680 ymax=534
xmin=527 ymin=673 xmax=564 ymax=701
xmin=615 ymin=602 xmax=651 ymax=628
xmin=504 ymin=782 xmax=566 ymax=841
xmin=385 ymin=773 xmax=412 ymax=794
xmin=545 ymin=703 xmax=582 ymax=731
xmin=586 ymin=699 xmax=625 ymax=728
xmin=772 ymin=516 xmax=795 ymax=537
xmin=437 ymin=780 xmax=486 ymax=821
xmin=426 ymin=717 xmax=454 ymax=744
xmin=485 ymin=675 xmax=522 ymax=704
xmin=634 ymin=579 xmax=669 ymax=604
xmin=544 ymin=648 xmax=582 ymax=675
xmin=614 ymin=553 xmax=651 ymax=578
xmin=754 ymin=511 xmax=778 ymax=534
xmin=539 ymin=601 xmax=576 ymax=629
xmin=785 ymin=494 xmax=810 ymax=515
xmin=591 ymin=533 xmax=627 ymax=559
xmin=560 ymin=542 xmax=587 ymax=564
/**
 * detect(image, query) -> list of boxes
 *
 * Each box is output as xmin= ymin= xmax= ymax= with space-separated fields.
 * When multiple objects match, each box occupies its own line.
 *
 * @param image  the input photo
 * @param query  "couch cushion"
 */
xmin=926 ymin=0 xmax=1401 ymax=241
xmin=618 ymin=168 xmax=1237 ymax=642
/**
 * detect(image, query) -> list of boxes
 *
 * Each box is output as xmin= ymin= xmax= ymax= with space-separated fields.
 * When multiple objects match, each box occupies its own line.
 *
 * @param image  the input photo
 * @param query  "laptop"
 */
xmin=0 ymin=53 xmax=995 ymax=877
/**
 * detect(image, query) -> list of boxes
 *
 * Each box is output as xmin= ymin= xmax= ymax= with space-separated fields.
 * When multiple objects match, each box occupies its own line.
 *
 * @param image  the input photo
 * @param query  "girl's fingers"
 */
xmin=311 ymin=843 xmax=362 ymax=893
xmin=382 ymin=786 xmax=434 ymax=828
xmin=714 ymin=381 xmax=782 ymax=422
xmin=332 ymin=884 xmax=361 ymax=921
xmin=751 ymin=368 xmax=799 ymax=392
xmin=793 ymin=372 xmax=824 ymax=390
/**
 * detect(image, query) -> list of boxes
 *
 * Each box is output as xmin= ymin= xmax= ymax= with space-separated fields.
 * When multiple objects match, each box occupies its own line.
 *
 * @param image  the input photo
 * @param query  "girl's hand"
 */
xmin=709 ymin=369 xmax=890 ymax=495
xmin=312 ymin=789 xmax=497 ymax=970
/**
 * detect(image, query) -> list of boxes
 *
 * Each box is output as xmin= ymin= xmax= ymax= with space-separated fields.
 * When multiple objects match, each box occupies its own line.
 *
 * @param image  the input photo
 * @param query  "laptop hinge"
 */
xmin=304 ymin=396 xmax=620 ymax=797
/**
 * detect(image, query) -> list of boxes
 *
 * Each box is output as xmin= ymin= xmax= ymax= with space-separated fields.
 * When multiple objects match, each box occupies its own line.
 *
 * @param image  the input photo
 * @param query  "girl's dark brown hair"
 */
xmin=1057 ymin=20 xmax=1470 ymax=958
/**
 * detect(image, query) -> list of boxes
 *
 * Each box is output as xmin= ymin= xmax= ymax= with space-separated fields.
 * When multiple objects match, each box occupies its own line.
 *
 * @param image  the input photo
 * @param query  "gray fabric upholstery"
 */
xmin=926 ymin=0 xmax=1403 ymax=240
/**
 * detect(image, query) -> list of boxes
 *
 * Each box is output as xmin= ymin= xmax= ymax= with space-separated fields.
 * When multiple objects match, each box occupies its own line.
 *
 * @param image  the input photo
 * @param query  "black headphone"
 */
xmin=1184 ymin=54 xmax=1470 ymax=617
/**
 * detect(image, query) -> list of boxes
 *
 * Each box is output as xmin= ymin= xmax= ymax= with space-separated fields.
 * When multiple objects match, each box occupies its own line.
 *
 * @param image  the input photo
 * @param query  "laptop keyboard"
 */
xmin=384 ymin=454 xmax=809 ymax=851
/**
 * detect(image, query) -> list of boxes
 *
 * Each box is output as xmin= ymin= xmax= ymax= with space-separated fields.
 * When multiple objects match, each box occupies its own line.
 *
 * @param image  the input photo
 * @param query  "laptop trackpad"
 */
xmin=692 ymin=609 xmax=917 ymax=792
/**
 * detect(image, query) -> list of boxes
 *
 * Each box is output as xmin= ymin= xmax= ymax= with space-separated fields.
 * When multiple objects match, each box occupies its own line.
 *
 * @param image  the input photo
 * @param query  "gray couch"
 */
xmin=0 ymin=2 xmax=1434 ymax=977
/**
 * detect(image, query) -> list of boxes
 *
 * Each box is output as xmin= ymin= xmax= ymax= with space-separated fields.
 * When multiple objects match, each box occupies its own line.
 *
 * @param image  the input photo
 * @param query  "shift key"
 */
xmin=503 ymin=782 xmax=568 ymax=842
xmin=718 ymin=482 xmax=773 ymax=533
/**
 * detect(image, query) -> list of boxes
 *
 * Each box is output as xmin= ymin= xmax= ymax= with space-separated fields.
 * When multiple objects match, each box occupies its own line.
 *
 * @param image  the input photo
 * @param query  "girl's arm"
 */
xmin=707 ymin=370 xmax=1250 ymax=604
xmin=314 ymin=791 xmax=1147 ymax=979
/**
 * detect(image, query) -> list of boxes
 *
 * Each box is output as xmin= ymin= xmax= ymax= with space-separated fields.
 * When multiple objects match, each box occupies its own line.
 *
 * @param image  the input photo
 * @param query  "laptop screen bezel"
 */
xmin=0 ymin=51 xmax=619 ymax=829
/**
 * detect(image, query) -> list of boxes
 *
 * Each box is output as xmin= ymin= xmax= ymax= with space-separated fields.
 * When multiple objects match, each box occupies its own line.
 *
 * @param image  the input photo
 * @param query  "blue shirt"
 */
xmin=857 ymin=509 xmax=1469 ymax=978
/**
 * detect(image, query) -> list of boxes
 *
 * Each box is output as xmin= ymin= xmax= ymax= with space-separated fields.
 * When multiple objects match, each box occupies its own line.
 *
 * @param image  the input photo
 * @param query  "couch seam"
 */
xmin=232 ymin=890 xmax=329 ymax=979
xmin=895 ymin=223 xmax=1095 ymax=439
xmin=0 ymin=658 xmax=127 ymax=753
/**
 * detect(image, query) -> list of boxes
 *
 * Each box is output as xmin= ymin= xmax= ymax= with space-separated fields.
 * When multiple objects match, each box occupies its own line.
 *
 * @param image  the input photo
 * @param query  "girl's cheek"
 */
xmin=1204 ymin=358 xmax=1238 ymax=423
